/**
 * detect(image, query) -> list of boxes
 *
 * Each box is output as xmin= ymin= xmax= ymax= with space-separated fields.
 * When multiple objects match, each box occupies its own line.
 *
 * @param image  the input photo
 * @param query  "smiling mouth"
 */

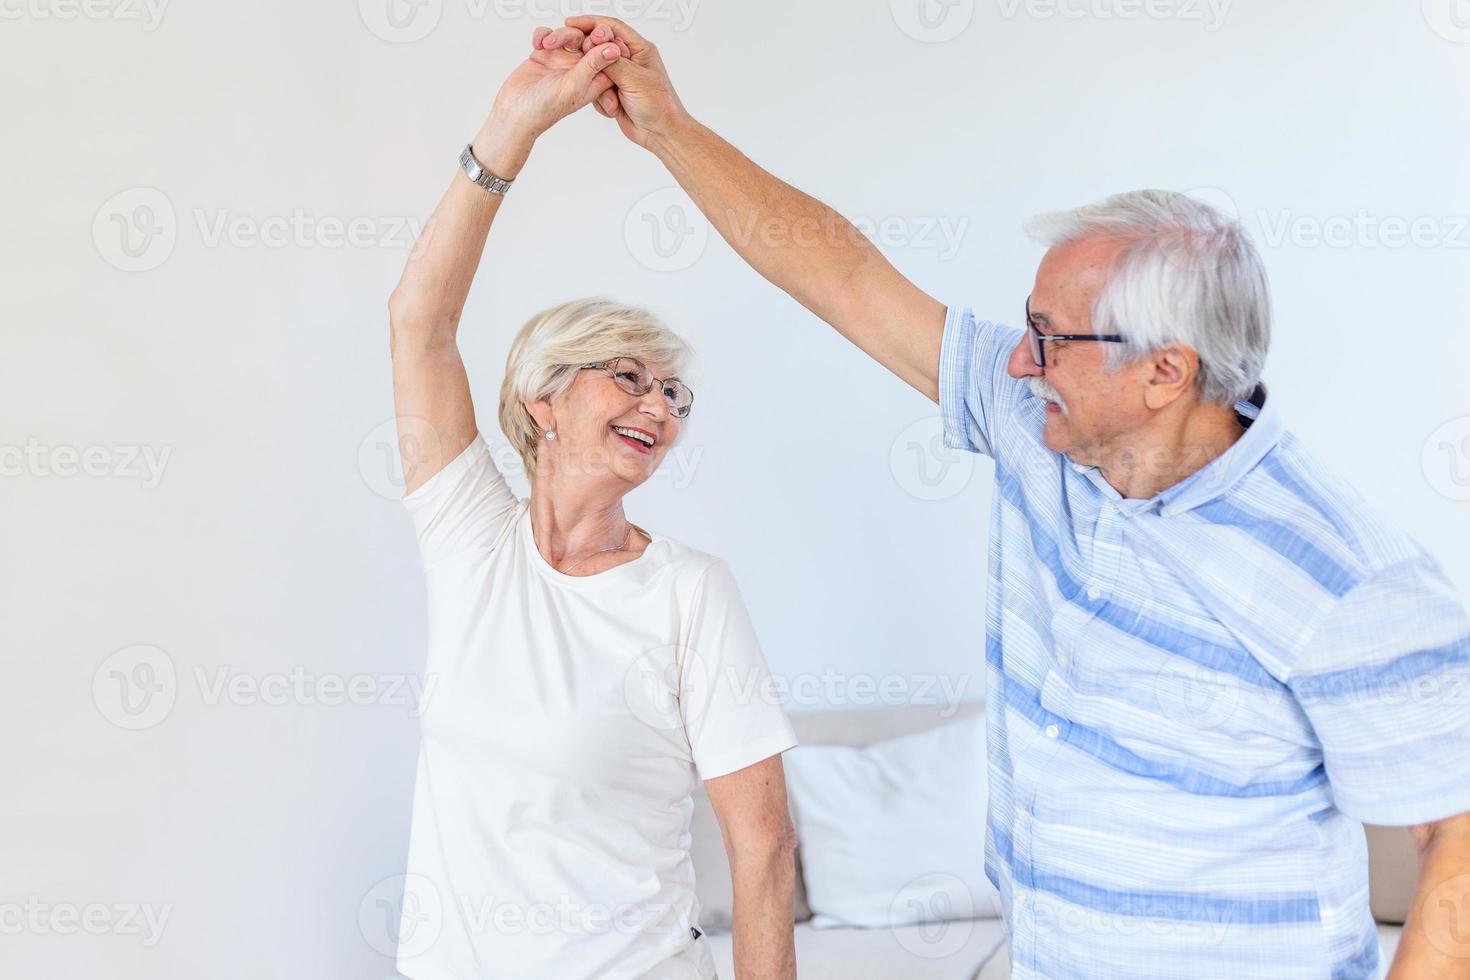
xmin=611 ymin=425 xmax=655 ymax=454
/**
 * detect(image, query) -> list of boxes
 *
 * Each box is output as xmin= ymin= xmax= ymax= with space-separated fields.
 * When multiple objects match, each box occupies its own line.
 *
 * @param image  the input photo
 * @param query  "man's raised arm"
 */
xmin=566 ymin=16 xmax=947 ymax=403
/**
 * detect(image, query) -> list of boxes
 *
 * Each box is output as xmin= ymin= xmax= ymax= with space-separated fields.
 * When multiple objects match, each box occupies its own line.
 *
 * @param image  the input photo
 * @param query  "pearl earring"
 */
xmin=545 ymin=429 xmax=556 ymax=441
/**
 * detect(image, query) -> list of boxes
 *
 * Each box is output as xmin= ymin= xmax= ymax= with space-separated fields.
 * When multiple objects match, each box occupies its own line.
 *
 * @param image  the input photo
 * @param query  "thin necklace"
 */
xmin=558 ymin=523 xmax=634 ymax=575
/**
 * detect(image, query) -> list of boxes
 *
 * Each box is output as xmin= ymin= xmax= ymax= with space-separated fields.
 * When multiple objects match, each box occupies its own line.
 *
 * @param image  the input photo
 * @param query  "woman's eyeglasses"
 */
xmin=581 ymin=357 xmax=694 ymax=419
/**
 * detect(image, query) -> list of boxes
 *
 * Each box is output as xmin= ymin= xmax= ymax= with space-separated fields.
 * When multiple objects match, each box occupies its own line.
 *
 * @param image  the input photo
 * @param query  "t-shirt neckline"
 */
xmin=519 ymin=502 xmax=662 ymax=588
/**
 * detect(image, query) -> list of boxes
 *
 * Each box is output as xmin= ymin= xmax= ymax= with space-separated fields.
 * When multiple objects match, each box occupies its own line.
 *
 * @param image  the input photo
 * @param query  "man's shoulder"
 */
xmin=1169 ymin=433 xmax=1446 ymax=679
xmin=1238 ymin=432 xmax=1432 ymax=582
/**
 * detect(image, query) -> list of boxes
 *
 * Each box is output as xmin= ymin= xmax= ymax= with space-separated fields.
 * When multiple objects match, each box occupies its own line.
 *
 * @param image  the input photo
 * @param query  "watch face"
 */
xmin=461 ymin=147 xmax=482 ymax=180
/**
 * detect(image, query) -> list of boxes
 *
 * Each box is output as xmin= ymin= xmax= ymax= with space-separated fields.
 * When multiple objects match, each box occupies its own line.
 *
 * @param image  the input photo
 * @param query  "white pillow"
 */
xmin=784 ymin=712 xmax=1001 ymax=929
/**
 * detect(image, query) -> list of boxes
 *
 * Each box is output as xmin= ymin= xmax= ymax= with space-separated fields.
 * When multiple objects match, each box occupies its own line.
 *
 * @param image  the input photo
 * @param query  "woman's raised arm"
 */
xmin=386 ymin=30 xmax=624 ymax=495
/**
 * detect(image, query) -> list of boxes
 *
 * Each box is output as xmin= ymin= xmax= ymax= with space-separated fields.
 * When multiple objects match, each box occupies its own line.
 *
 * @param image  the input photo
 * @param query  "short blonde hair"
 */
xmin=498 ymin=297 xmax=692 ymax=474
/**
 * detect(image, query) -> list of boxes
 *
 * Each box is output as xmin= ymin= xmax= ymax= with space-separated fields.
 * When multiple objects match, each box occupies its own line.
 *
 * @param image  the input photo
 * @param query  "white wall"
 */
xmin=5 ymin=1 xmax=1469 ymax=976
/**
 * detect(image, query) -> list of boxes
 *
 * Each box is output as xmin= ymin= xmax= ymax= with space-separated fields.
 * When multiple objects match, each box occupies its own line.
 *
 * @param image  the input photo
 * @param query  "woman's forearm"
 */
xmin=730 ymin=854 xmax=798 ymax=979
xmin=388 ymin=121 xmax=534 ymax=351
xmin=1387 ymin=817 xmax=1470 ymax=978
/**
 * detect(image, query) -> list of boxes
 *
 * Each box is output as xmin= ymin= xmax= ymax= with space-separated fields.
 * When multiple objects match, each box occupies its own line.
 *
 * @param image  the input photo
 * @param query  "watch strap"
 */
xmin=459 ymin=143 xmax=515 ymax=196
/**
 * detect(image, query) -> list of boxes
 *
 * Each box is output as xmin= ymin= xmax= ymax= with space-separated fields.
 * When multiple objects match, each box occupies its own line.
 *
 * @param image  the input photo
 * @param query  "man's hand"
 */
xmin=530 ymin=24 xmax=630 ymax=117
xmin=561 ymin=15 xmax=692 ymax=149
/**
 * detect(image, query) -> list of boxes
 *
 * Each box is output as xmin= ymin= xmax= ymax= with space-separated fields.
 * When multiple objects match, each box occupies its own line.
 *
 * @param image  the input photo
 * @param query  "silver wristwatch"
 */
xmin=459 ymin=143 xmax=515 ymax=196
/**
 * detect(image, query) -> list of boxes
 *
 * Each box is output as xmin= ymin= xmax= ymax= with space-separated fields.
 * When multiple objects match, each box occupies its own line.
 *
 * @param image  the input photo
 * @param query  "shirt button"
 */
xmin=1086 ymin=584 xmax=1102 ymax=601
xmin=1044 ymin=724 xmax=1060 ymax=739
xmin=1057 ymin=654 xmax=1070 ymax=668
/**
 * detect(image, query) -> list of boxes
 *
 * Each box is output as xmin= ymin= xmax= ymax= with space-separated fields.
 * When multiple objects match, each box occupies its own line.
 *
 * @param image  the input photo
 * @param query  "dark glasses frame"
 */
xmin=1025 ymin=295 xmax=1127 ymax=368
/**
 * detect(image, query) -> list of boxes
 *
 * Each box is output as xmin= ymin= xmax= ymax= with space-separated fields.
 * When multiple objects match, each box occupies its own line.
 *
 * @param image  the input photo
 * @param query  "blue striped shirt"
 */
xmin=938 ymin=305 xmax=1470 ymax=979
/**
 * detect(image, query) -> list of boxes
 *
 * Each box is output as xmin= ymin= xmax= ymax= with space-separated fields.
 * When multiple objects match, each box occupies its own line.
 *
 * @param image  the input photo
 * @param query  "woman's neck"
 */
xmin=528 ymin=470 xmax=634 ymax=568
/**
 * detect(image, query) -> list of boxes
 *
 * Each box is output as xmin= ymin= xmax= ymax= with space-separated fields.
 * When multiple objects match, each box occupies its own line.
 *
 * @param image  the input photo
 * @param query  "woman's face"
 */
xmin=537 ymin=359 xmax=684 ymax=489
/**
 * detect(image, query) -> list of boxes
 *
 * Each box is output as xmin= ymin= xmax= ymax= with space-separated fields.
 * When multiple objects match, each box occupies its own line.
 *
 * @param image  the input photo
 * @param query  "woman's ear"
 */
xmin=524 ymin=398 xmax=553 ymax=434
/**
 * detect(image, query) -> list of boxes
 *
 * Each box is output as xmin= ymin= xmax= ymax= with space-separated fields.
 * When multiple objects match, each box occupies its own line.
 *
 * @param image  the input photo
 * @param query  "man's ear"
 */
xmin=1141 ymin=343 xmax=1199 ymax=411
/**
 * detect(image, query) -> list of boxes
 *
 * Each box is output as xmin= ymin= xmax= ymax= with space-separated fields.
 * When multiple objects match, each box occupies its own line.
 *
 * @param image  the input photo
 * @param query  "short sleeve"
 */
xmin=400 ymin=434 xmax=520 ymax=566
xmin=1287 ymin=558 xmax=1470 ymax=825
xmin=678 ymin=560 xmax=798 ymax=781
xmin=937 ymin=305 xmax=1029 ymax=460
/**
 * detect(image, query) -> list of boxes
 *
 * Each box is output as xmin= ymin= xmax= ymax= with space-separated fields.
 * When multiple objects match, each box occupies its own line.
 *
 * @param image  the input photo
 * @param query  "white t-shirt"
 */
xmin=397 ymin=435 xmax=798 ymax=980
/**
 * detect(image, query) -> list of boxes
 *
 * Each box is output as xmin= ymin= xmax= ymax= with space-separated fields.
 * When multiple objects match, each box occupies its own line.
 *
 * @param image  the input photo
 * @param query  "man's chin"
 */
xmin=1041 ymin=416 xmax=1069 ymax=453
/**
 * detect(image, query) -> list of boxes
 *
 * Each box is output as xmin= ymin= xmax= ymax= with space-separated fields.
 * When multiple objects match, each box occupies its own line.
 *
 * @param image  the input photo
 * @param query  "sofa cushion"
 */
xmin=703 ymin=919 xmax=1007 ymax=980
xmin=784 ymin=711 xmax=1001 ymax=929
xmin=690 ymin=703 xmax=985 ymax=932
xmin=791 ymin=701 xmax=984 ymax=748
xmin=1365 ymin=823 xmax=1418 ymax=924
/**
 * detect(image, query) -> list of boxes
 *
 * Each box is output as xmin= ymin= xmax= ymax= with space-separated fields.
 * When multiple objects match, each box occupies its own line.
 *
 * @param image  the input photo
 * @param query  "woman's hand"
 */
xmin=471 ymin=29 xmax=624 ymax=178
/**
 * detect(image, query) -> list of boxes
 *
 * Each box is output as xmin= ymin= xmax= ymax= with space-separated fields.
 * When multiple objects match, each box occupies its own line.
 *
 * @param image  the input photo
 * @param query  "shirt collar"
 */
xmin=1156 ymin=382 xmax=1280 ymax=515
xmin=1074 ymin=382 xmax=1282 ymax=517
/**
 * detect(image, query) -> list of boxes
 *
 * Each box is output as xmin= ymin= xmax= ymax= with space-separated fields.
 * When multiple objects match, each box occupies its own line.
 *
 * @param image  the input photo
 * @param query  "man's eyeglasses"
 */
xmin=581 ymin=357 xmax=694 ymax=419
xmin=1025 ymin=296 xmax=1126 ymax=368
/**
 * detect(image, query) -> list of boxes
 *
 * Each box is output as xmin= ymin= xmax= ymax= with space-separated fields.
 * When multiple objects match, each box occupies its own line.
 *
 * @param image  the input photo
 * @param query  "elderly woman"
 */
xmin=386 ymin=27 xmax=798 ymax=980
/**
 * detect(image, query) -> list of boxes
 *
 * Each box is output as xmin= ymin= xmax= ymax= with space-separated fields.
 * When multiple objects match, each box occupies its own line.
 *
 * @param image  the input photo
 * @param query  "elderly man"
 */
xmin=521 ymin=19 xmax=1470 ymax=979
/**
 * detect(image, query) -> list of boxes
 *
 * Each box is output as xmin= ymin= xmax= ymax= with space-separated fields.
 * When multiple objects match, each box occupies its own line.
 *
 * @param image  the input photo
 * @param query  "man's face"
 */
xmin=1005 ymin=235 xmax=1152 ymax=466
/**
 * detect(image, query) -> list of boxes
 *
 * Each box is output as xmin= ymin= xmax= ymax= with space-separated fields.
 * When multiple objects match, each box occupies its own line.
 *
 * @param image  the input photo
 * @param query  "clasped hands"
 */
xmin=474 ymin=16 xmax=689 ymax=176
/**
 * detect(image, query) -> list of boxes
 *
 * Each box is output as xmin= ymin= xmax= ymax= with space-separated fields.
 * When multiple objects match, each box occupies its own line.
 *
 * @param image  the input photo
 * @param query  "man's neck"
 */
xmin=1091 ymin=402 xmax=1247 ymax=501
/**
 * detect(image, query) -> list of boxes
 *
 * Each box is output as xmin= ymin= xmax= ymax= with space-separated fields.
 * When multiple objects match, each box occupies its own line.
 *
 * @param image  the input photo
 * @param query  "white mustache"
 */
xmin=1029 ymin=377 xmax=1067 ymax=414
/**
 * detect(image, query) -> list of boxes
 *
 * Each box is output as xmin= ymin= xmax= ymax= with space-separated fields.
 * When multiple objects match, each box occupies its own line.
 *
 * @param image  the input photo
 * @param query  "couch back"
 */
xmin=689 ymin=702 xmax=1417 ymax=930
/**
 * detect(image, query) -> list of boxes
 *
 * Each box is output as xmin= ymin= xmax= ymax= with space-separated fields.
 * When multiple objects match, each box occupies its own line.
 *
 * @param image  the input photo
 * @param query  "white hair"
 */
xmin=1024 ymin=189 xmax=1271 ymax=405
